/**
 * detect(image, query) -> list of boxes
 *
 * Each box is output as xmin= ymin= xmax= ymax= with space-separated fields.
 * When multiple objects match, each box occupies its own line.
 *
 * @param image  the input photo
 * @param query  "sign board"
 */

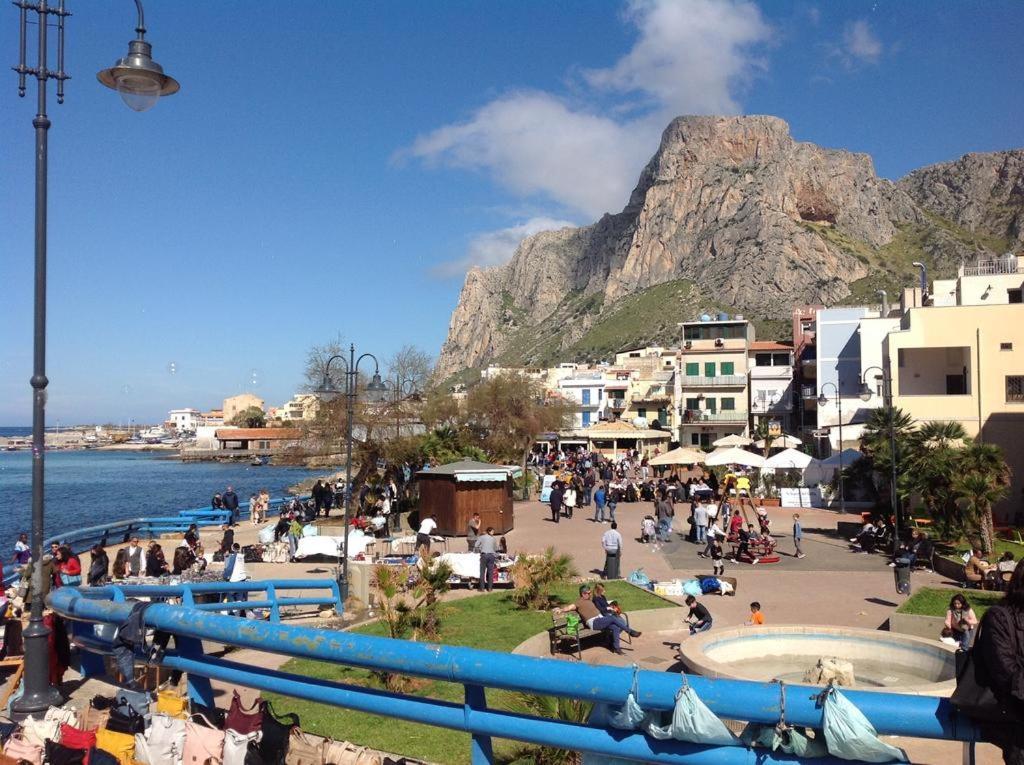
xmin=780 ymin=487 xmax=824 ymax=508
xmin=768 ymin=420 xmax=782 ymax=437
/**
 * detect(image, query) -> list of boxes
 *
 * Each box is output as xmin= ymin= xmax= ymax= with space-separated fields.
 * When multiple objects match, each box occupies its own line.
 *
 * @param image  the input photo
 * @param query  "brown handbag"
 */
xmin=224 ymin=690 xmax=264 ymax=735
xmin=284 ymin=729 xmax=326 ymax=765
xmin=81 ymin=701 xmax=111 ymax=732
xmin=322 ymin=740 xmax=381 ymax=765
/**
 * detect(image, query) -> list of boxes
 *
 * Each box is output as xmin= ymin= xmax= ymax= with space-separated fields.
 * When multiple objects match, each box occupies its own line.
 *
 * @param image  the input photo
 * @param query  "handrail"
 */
xmin=48 ymin=584 xmax=980 ymax=764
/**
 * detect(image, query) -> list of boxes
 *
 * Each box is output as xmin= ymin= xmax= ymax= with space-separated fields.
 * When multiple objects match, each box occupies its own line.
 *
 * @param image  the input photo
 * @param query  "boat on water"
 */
xmin=251 ymin=455 xmax=269 ymax=466
xmin=138 ymin=426 xmax=170 ymax=444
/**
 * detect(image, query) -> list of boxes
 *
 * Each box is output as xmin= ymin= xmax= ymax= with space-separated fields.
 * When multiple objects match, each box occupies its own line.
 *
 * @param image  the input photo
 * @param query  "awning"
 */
xmin=454 ymin=472 xmax=512 ymax=483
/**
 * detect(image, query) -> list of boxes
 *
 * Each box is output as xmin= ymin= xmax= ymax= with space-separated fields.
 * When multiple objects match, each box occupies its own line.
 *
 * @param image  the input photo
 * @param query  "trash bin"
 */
xmin=894 ymin=558 xmax=912 ymax=595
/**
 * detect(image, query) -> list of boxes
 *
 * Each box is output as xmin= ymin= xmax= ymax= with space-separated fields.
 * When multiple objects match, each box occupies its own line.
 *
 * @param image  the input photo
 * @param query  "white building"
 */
xmin=556 ymin=372 xmax=608 ymax=428
xmin=167 ymin=408 xmax=201 ymax=433
xmin=276 ymin=394 xmax=320 ymax=422
xmin=747 ymin=341 xmax=795 ymax=433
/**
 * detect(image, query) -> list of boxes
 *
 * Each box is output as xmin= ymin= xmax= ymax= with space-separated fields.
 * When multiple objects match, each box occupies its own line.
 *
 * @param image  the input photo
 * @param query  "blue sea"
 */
xmin=0 ymin=448 xmax=320 ymax=545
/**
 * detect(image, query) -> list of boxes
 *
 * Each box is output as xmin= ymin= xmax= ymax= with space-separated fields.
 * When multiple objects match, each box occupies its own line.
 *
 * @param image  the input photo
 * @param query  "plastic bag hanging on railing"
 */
xmin=740 ymin=681 xmax=829 ymax=757
xmin=582 ymin=702 xmax=648 ymax=765
xmin=646 ymin=675 xmax=738 ymax=746
xmin=821 ymin=686 xmax=907 ymax=762
xmin=608 ymin=665 xmax=646 ymax=730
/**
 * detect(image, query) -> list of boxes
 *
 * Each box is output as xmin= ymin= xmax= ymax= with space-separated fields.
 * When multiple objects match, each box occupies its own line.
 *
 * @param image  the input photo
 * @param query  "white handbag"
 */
xmin=21 ymin=715 xmax=58 ymax=747
xmin=44 ymin=705 xmax=78 ymax=728
xmin=222 ymin=729 xmax=261 ymax=765
xmin=136 ymin=713 xmax=187 ymax=765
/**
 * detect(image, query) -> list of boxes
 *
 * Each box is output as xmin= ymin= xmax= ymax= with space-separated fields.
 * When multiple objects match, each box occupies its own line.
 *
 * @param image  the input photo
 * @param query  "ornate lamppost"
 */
xmin=861 ymin=364 xmax=900 ymax=553
xmin=817 ymin=382 xmax=845 ymax=515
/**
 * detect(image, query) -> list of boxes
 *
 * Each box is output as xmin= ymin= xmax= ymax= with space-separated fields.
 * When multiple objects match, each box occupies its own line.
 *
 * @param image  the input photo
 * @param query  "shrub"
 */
xmin=511 ymin=548 xmax=577 ymax=610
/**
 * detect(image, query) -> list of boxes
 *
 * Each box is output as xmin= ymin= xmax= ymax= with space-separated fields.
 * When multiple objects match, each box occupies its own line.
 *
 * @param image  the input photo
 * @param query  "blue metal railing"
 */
xmin=3 ymin=495 xmax=305 ymax=587
xmin=49 ymin=583 xmax=980 ymax=764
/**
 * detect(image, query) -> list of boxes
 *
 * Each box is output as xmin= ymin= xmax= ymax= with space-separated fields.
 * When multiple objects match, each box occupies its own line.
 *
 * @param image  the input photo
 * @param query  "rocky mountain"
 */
xmin=437 ymin=116 xmax=1023 ymax=381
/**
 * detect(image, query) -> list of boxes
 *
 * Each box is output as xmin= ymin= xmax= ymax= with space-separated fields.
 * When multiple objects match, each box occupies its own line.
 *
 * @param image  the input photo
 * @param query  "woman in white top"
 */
xmin=563 ymin=486 xmax=577 ymax=519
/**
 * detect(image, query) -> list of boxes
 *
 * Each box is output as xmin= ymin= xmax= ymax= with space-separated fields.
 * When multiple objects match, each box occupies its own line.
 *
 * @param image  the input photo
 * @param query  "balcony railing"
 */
xmin=631 ymin=391 xmax=672 ymax=403
xmin=679 ymin=375 xmax=746 ymax=387
xmin=680 ymin=409 xmax=748 ymax=423
xmin=608 ymin=398 xmax=626 ymax=410
xmin=963 ymin=257 xmax=1022 ymax=277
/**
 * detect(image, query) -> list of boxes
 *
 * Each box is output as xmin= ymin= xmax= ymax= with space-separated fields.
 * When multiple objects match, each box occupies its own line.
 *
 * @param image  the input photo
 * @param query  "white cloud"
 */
xmin=406 ymin=0 xmax=772 ymax=220
xmin=843 ymin=19 xmax=882 ymax=64
xmin=431 ymin=217 xmax=576 ymax=279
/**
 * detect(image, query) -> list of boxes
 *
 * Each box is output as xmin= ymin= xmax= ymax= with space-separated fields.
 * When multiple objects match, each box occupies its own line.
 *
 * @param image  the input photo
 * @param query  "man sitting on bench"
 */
xmin=555 ymin=584 xmax=641 ymax=655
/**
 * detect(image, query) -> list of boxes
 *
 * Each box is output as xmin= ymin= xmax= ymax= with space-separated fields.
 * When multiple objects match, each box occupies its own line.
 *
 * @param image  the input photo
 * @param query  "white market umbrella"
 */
xmin=705 ymin=447 xmax=765 ymax=468
xmin=649 ymin=447 xmax=707 ymax=466
xmin=754 ymin=434 xmax=802 ymax=449
xmin=713 ymin=434 xmax=754 ymax=448
xmin=821 ymin=448 xmax=862 ymax=467
xmin=763 ymin=448 xmax=816 ymax=470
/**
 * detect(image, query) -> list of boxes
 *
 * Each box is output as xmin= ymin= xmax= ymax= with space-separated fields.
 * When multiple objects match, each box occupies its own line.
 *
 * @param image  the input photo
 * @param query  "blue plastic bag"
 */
xmin=822 ymin=688 xmax=907 ymax=762
xmin=626 ymin=569 xmax=650 ymax=587
xmin=646 ymin=686 xmax=738 ymax=746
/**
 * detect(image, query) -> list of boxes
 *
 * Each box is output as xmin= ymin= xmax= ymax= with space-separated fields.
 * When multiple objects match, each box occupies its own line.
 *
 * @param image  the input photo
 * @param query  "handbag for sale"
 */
xmin=284 ymin=729 xmax=326 ymax=765
xmin=225 ymin=691 xmax=264 ymax=735
xmin=80 ymin=701 xmax=110 ymax=732
xmin=134 ymin=712 xmax=186 ymax=765
xmin=20 ymin=714 xmax=57 ymax=747
xmin=0 ymin=721 xmax=16 ymax=744
xmin=43 ymin=739 xmax=86 ymax=765
xmin=45 ymin=706 xmax=79 ymax=729
xmin=3 ymin=732 xmax=43 ymax=765
xmin=222 ymin=729 xmax=261 ymax=765
xmin=57 ymin=722 xmax=96 ymax=754
xmin=105 ymin=706 xmax=146 ymax=735
xmin=183 ymin=715 xmax=225 ymax=765
xmin=950 ymin=619 xmax=1024 ymax=724
xmin=189 ymin=702 xmax=225 ymax=730
xmin=157 ymin=688 xmax=189 ymax=719
xmin=322 ymin=740 xmax=381 ymax=765
xmin=88 ymin=749 xmax=118 ymax=765
xmin=256 ymin=703 xmax=297 ymax=764
xmin=114 ymin=687 xmax=152 ymax=721
xmin=95 ymin=727 xmax=135 ymax=765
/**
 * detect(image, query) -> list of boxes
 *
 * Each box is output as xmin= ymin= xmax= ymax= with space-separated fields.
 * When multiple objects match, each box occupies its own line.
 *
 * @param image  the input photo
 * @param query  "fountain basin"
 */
xmin=679 ymin=624 xmax=956 ymax=695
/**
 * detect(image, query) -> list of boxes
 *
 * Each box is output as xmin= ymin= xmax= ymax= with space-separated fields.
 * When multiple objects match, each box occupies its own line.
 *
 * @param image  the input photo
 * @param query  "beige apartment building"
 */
xmin=222 ymin=392 xmax=265 ymax=423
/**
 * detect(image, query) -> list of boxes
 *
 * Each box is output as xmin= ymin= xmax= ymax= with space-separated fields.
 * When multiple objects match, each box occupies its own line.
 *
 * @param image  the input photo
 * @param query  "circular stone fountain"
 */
xmin=679 ymin=625 xmax=957 ymax=695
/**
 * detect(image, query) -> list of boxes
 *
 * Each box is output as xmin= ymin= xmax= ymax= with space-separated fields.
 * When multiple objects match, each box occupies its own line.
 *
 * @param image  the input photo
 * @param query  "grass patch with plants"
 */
xmin=266 ymin=581 xmax=673 ymax=764
xmin=896 ymin=586 xmax=1003 ymax=619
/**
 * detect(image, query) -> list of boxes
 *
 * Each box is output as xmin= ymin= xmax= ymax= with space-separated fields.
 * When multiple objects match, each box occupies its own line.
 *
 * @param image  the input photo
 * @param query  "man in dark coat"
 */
xmin=222 ymin=486 xmax=240 ymax=525
xmin=976 ymin=564 xmax=1024 ymax=763
xmin=549 ymin=482 xmax=564 ymax=524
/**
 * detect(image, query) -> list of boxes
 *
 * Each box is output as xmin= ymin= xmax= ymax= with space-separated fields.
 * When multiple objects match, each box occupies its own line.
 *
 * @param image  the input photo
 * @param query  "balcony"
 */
xmin=679 ymin=375 xmax=746 ymax=387
xmin=631 ymin=391 xmax=672 ymax=403
xmin=679 ymin=409 xmax=748 ymax=424
xmin=608 ymin=398 xmax=626 ymax=411
xmin=963 ymin=257 xmax=1022 ymax=277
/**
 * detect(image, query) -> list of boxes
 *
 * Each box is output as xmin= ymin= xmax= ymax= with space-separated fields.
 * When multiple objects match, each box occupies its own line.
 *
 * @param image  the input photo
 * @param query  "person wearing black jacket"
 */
xmin=222 ymin=486 xmax=240 ymax=525
xmin=977 ymin=563 xmax=1024 ymax=764
xmin=87 ymin=544 xmax=109 ymax=586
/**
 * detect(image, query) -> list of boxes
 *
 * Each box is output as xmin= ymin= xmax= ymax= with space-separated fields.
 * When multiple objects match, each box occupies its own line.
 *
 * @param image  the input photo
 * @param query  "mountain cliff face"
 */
xmin=437 ymin=116 xmax=1023 ymax=380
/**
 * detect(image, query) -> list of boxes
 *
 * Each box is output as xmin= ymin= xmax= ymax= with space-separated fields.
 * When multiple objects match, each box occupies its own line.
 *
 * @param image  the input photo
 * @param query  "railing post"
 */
xmin=328 ymin=578 xmax=343 ymax=615
xmin=266 ymin=583 xmax=280 ymax=623
xmin=464 ymin=684 xmax=493 ymax=765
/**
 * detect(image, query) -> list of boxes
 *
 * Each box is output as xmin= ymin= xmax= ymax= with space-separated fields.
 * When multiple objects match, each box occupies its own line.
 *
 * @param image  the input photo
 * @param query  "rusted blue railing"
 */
xmin=49 ymin=583 xmax=981 ymax=765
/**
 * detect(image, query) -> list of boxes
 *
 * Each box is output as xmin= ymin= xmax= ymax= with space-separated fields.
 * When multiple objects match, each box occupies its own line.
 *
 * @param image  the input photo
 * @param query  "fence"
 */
xmin=48 ymin=583 xmax=980 ymax=765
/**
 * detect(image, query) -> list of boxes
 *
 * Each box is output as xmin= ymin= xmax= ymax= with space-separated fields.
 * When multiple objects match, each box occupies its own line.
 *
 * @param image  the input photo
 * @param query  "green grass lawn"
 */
xmin=937 ymin=535 xmax=1024 ymax=566
xmin=267 ymin=581 xmax=673 ymax=764
xmin=897 ymin=586 xmax=1004 ymax=618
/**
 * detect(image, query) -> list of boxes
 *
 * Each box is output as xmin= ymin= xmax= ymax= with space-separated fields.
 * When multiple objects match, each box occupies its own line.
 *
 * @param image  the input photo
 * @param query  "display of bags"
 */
xmin=225 ymin=691 xmax=264 ymax=735
xmin=105 ymin=706 xmax=146 ymax=736
xmin=20 ymin=715 xmax=58 ymax=747
xmin=57 ymin=723 xmax=96 ymax=756
xmin=95 ymin=727 xmax=135 ymax=765
xmin=135 ymin=713 xmax=186 ymax=765
xmin=222 ymin=729 xmax=260 ymax=765
xmin=284 ymin=730 xmax=327 ymax=765
xmin=157 ymin=688 xmax=189 ymax=719
xmin=189 ymin=702 xmax=226 ymax=730
xmin=3 ymin=732 xmax=43 ymax=764
xmin=256 ymin=703 xmax=298 ymax=764
xmin=183 ymin=716 xmax=225 ymax=765
xmin=43 ymin=739 xmax=86 ymax=765
xmin=114 ymin=688 xmax=152 ymax=721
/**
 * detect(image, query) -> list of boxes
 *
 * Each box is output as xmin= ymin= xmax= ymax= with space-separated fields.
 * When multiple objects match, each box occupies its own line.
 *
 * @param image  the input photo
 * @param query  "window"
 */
xmin=598 ymin=389 xmax=603 ymax=400
xmin=582 ymin=411 xmax=591 ymax=426
xmin=685 ymin=397 xmax=701 ymax=410
xmin=1008 ymin=376 xmax=1024 ymax=403
xmin=773 ymin=352 xmax=790 ymax=366
xmin=706 ymin=398 xmax=717 ymax=413
xmin=704 ymin=362 xmax=716 ymax=377
xmin=898 ymin=349 xmax=906 ymax=368
xmin=629 ymin=352 xmax=641 ymax=358
xmin=581 ymin=389 xmax=591 ymax=405
xmin=658 ymin=408 xmax=668 ymax=422
xmin=691 ymin=433 xmax=700 ymax=446
xmin=755 ymin=353 xmax=772 ymax=366
xmin=1000 ymin=342 xmax=1013 ymax=351
xmin=721 ymin=397 xmax=736 ymax=411
xmin=685 ymin=362 xmax=699 ymax=376
xmin=1009 ymin=289 xmax=1022 ymax=304
xmin=721 ymin=362 xmax=735 ymax=375
xmin=637 ymin=407 xmax=647 ymax=419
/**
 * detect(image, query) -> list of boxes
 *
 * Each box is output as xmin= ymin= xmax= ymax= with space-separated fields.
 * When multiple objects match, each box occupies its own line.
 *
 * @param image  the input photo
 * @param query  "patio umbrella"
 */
xmin=713 ymin=434 xmax=754 ymax=448
xmin=763 ymin=448 xmax=816 ymax=469
xmin=754 ymin=434 xmax=802 ymax=449
xmin=821 ymin=448 xmax=863 ymax=467
xmin=649 ymin=447 xmax=707 ymax=466
xmin=705 ymin=447 xmax=766 ymax=468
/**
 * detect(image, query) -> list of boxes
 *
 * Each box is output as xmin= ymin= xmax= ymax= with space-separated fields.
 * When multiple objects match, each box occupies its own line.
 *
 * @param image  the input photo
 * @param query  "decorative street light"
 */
xmin=817 ymin=382 xmax=845 ymax=515
xmin=96 ymin=0 xmax=180 ymax=112
xmin=11 ymin=0 xmax=178 ymax=715
xmin=860 ymin=364 xmax=900 ymax=554
xmin=380 ymin=376 xmax=421 ymax=439
xmin=316 ymin=345 xmax=385 ymax=602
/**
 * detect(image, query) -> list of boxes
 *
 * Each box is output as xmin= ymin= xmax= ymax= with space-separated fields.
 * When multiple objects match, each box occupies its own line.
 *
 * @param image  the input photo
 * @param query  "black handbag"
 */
xmin=0 ymin=720 xmax=16 ymax=743
xmin=257 ymin=702 xmax=299 ymax=764
xmin=44 ymin=739 xmax=87 ymax=765
xmin=950 ymin=619 xmax=1023 ymax=724
xmin=105 ymin=705 xmax=146 ymax=734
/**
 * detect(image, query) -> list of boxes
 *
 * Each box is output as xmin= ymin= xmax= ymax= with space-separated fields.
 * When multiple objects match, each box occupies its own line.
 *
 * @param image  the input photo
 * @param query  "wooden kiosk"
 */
xmin=417 ymin=460 xmax=516 ymax=536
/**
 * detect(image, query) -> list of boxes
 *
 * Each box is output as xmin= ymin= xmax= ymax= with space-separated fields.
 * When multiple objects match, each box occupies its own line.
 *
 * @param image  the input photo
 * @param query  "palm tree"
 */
xmin=500 ymin=693 xmax=592 ymax=764
xmin=859 ymin=407 xmax=916 ymax=513
xmin=953 ymin=473 xmax=1008 ymax=556
xmin=918 ymin=421 xmax=968 ymax=449
xmin=752 ymin=419 xmax=776 ymax=458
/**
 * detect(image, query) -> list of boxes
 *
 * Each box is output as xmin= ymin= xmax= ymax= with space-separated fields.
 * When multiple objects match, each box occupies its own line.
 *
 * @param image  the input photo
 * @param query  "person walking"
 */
xmin=312 ymin=480 xmax=326 ymax=517
xmin=694 ymin=502 xmax=709 ymax=545
xmin=582 ymin=469 xmax=595 ymax=507
xmin=467 ymin=513 xmax=481 ymax=552
xmin=475 ymin=526 xmax=498 ymax=592
xmin=974 ymin=564 xmax=1024 ymax=764
xmin=602 ymin=522 xmax=623 ymax=580
xmin=222 ymin=486 xmax=240 ymax=526
xmin=549 ymin=482 xmax=564 ymax=524
xmin=563 ymin=484 xmax=577 ymax=519
xmin=607 ymin=488 xmax=618 ymax=524
xmin=593 ymin=483 xmax=607 ymax=523
xmin=655 ymin=492 xmax=673 ymax=542
xmin=792 ymin=513 xmax=805 ymax=559
xmin=709 ymin=536 xmax=725 ymax=576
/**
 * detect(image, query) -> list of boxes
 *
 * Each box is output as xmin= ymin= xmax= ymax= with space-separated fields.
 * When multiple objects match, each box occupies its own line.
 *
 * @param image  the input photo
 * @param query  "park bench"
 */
xmin=548 ymin=613 xmax=632 ymax=660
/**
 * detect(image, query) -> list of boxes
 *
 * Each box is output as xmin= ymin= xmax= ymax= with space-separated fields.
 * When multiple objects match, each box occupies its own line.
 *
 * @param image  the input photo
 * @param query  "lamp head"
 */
xmin=366 ymin=373 xmax=387 ymax=396
xmin=97 ymin=39 xmax=179 ymax=112
xmin=316 ymin=377 xmax=339 ymax=402
xmin=817 ymin=394 xmax=828 ymax=407
xmin=859 ymin=382 xmax=872 ymax=402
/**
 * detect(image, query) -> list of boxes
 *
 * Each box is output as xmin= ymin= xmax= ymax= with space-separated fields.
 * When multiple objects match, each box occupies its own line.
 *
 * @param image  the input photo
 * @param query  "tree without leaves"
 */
xmin=301 ymin=333 xmax=346 ymax=393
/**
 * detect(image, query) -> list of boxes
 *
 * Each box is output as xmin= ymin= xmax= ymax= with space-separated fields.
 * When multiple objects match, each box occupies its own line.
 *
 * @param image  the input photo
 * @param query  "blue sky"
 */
xmin=1 ymin=0 xmax=1021 ymax=424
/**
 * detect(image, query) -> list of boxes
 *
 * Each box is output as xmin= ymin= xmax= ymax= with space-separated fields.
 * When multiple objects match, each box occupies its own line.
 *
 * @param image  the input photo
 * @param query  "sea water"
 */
xmin=0 ymin=449 xmax=319 ymax=546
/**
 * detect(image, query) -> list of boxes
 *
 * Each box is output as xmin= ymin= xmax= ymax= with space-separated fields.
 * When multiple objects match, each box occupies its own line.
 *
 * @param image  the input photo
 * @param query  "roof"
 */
xmin=417 ymin=459 xmax=519 ymax=482
xmin=564 ymin=420 xmax=671 ymax=440
xmin=749 ymin=341 xmax=794 ymax=351
xmin=215 ymin=428 xmax=301 ymax=440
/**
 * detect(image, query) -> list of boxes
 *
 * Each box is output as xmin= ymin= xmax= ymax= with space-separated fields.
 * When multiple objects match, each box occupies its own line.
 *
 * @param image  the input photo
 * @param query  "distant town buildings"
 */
xmin=223 ymin=393 xmax=265 ymax=423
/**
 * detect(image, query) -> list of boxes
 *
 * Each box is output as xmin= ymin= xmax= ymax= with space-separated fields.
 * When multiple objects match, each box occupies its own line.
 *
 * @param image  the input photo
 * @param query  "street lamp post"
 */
xmin=316 ymin=345 xmax=385 ymax=602
xmin=11 ymin=0 xmax=178 ymax=715
xmin=381 ymin=376 xmax=420 ymax=439
xmin=861 ymin=365 xmax=900 ymax=554
xmin=817 ymin=382 xmax=845 ymax=514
